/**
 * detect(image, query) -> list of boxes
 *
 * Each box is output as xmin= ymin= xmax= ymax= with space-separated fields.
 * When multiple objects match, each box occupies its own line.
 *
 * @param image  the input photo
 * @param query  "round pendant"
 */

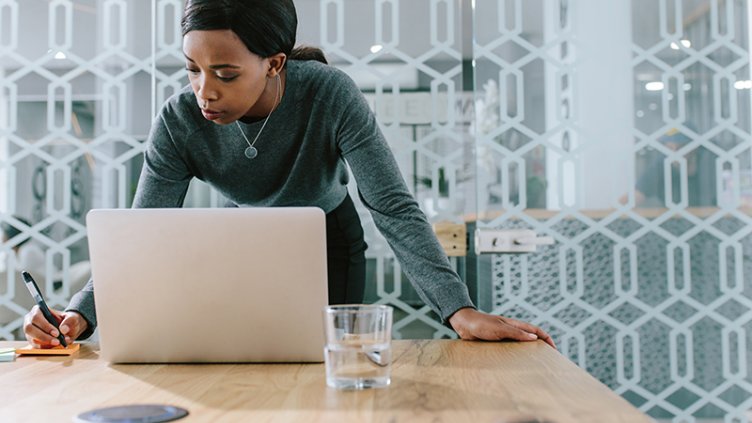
xmin=244 ymin=146 xmax=258 ymax=159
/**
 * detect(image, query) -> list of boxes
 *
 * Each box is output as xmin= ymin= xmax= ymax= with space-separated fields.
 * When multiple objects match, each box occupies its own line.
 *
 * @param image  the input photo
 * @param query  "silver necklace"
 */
xmin=236 ymin=74 xmax=281 ymax=159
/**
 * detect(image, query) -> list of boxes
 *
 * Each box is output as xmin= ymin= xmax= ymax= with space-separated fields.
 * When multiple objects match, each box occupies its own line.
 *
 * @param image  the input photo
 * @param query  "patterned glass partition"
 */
xmin=2 ymin=1 xmax=752 ymax=421
xmin=472 ymin=0 xmax=752 ymax=421
xmin=0 ymin=0 xmax=186 ymax=337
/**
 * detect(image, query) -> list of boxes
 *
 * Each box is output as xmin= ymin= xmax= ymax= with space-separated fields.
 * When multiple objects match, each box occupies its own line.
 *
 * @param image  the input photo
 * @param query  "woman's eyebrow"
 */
xmin=183 ymin=53 xmax=241 ymax=70
xmin=208 ymin=64 xmax=241 ymax=70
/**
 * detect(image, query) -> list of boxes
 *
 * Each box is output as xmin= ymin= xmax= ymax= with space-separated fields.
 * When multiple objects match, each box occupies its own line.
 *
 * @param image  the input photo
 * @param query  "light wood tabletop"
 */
xmin=0 ymin=339 xmax=652 ymax=423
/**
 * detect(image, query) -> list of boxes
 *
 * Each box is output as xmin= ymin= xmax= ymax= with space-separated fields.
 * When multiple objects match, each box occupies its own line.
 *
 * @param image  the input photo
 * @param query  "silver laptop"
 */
xmin=86 ymin=207 xmax=328 ymax=363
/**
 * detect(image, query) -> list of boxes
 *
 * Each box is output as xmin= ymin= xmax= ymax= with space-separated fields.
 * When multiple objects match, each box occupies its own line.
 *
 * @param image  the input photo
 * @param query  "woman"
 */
xmin=24 ymin=0 xmax=555 ymax=349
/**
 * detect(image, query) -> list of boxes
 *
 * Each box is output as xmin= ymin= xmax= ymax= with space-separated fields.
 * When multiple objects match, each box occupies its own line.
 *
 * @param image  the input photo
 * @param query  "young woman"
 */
xmin=24 ymin=0 xmax=555 ymax=349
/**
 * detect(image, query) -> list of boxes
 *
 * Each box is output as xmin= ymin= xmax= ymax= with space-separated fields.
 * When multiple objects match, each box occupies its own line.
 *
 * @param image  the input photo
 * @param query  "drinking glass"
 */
xmin=323 ymin=304 xmax=393 ymax=390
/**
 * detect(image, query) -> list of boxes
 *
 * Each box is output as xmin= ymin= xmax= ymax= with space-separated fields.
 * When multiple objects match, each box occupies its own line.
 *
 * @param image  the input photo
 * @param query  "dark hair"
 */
xmin=181 ymin=0 xmax=327 ymax=64
xmin=1 ymin=216 xmax=32 ymax=247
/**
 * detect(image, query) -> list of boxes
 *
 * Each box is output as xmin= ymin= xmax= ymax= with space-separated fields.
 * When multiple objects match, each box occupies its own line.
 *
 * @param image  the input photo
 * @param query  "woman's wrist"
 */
xmin=448 ymin=307 xmax=474 ymax=333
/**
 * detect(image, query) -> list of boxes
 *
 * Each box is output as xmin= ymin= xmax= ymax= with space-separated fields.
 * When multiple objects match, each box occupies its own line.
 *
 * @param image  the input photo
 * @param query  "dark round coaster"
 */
xmin=75 ymin=404 xmax=189 ymax=423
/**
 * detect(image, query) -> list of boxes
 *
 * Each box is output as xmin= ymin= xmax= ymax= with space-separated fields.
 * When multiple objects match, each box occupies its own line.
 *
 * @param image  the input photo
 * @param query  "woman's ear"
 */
xmin=267 ymin=53 xmax=287 ymax=77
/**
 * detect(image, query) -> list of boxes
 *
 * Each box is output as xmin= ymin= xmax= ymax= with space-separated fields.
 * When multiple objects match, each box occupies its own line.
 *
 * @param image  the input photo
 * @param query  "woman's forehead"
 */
xmin=183 ymin=29 xmax=257 ymax=63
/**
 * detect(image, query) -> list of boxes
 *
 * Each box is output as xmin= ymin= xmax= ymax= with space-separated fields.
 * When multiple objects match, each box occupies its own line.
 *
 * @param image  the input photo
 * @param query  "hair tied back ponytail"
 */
xmin=290 ymin=45 xmax=328 ymax=64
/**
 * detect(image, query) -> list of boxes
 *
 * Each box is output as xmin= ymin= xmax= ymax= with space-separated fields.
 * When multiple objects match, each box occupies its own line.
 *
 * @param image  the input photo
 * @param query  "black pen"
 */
xmin=22 ymin=271 xmax=68 ymax=347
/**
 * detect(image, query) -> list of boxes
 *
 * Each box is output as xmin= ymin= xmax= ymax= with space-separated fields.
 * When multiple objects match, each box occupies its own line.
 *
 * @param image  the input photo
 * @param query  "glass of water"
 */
xmin=323 ymin=304 xmax=393 ymax=390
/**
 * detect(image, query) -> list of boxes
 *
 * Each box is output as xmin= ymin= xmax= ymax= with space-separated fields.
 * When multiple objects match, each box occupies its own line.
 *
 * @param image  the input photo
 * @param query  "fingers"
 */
xmin=536 ymin=329 xmax=557 ymax=350
xmin=23 ymin=306 xmax=62 ymax=348
xmin=48 ymin=307 xmax=65 ymax=324
xmin=501 ymin=316 xmax=539 ymax=334
xmin=525 ymin=326 xmax=556 ymax=349
xmin=501 ymin=316 xmax=557 ymax=349
xmin=59 ymin=312 xmax=86 ymax=344
xmin=494 ymin=318 xmax=538 ymax=342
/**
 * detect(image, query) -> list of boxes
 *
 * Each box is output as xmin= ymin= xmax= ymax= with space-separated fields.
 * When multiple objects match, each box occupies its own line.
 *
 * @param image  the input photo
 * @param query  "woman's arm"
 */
xmin=333 ymin=77 xmax=554 ymax=347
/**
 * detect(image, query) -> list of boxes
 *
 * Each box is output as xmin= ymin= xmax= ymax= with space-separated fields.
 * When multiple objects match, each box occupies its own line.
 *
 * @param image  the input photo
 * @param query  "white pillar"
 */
xmin=577 ymin=0 xmax=634 ymax=209
xmin=546 ymin=0 xmax=634 ymax=210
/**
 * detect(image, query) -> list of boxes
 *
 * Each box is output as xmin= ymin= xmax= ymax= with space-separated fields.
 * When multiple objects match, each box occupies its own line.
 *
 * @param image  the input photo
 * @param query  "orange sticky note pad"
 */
xmin=16 ymin=343 xmax=80 ymax=356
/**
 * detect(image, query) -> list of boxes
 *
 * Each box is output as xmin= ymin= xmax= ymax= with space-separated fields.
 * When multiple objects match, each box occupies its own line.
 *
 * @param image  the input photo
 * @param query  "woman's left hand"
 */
xmin=448 ymin=307 xmax=557 ymax=349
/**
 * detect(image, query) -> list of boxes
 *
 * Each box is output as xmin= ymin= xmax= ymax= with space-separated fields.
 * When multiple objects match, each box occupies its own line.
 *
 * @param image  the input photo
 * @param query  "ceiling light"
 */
xmin=645 ymin=81 xmax=664 ymax=91
xmin=670 ymin=39 xmax=691 ymax=50
xmin=734 ymin=80 xmax=752 ymax=90
xmin=54 ymin=51 xmax=66 ymax=60
xmin=370 ymin=44 xmax=383 ymax=54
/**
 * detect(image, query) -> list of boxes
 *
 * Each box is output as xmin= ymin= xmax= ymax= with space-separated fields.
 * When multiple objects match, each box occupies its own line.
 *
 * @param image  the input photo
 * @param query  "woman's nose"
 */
xmin=196 ymin=75 xmax=218 ymax=102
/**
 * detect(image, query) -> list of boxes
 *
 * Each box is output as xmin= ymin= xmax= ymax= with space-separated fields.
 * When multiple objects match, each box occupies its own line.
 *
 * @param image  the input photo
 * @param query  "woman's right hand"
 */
xmin=23 ymin=306 xmax=88 ymax=348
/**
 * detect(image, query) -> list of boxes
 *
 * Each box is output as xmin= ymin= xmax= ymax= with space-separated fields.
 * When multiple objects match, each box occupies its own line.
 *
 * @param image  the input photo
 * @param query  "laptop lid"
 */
xmin=86 ymin=207 xmax=328 ymax=363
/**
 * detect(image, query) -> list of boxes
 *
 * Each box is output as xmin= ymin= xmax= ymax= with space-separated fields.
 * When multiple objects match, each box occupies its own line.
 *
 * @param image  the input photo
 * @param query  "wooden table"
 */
xmin=0 ymin=340 xmax=651 ymax=423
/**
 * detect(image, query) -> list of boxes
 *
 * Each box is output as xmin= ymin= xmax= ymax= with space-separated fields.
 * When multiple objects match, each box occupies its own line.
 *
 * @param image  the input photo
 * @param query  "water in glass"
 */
xmin=325 ymin=341 xmax=391 ymax=389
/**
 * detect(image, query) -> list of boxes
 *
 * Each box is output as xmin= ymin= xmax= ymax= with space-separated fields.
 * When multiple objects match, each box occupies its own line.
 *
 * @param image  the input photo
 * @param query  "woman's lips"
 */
xmin=201 ymin=109 xmax=224 ymax=120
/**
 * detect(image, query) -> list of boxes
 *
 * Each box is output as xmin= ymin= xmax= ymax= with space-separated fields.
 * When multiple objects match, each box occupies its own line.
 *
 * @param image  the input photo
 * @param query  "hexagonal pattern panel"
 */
xmin=475 ymin=0 xmax=752 ymax=421
xmin=2 ymin=2 xmax=751 ymax=421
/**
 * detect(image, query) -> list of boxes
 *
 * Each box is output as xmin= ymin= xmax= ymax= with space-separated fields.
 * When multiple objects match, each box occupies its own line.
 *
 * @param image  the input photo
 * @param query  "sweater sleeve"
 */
xmin=65 ymin=113 xmax=192 ymax=339
xmin=132 ymin=114 xmax=192 ymax=208
xmin=334 ymin=81 xmax=475 ymax=322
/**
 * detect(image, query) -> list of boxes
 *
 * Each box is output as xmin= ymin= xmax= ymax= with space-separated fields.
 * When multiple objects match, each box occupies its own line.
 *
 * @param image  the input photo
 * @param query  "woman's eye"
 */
xmin=217 ymin=75 xmax=238 ymax=82
xmin=185 ymin=68 xmax=199 ymax=74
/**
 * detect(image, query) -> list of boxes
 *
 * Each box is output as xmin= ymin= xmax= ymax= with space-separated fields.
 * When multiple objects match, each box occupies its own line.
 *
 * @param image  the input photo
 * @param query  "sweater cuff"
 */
xmin=436 ymin=282 xmax=476 ymax=323
xmin=65 ymin=289 xmax=97 ymax=340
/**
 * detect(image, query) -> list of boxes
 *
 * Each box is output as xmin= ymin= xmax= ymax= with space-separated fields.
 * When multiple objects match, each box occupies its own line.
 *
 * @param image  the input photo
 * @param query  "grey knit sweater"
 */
xmin=66 ymin=59 xmax=475 ymax=339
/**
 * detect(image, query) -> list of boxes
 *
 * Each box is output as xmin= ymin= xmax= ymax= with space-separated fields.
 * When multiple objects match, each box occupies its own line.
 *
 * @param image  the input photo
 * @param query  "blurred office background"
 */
xmin=1 ymin=0 xmax=752 ymax=421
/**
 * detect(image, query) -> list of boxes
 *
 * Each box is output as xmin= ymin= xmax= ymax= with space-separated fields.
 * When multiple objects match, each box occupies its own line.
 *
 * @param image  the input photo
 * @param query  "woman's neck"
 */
xmin=242 ymin=68 xmax=286 ymax=121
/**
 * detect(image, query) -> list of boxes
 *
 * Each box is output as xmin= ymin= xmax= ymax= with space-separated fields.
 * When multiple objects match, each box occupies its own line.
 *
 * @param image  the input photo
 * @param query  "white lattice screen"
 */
xmin=1 ymin=1 xmax=751 ymax=421
xmin=0 ymin=0 xmax=186 ymax=338
xmin=473 ymin=0 xmax=752 ymax=421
